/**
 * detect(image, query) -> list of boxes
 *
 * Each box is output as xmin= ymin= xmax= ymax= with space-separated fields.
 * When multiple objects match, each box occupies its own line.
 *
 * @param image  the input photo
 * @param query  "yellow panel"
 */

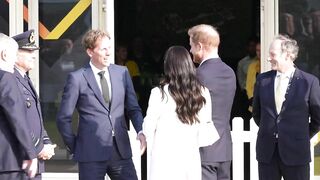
xmin=45 ymin=0 xmax=91 ymax=39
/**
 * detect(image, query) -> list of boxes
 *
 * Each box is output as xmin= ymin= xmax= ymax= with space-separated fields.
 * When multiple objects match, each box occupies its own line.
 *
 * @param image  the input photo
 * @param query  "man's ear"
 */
xmin=0 ymin=49 xmax=7 ymax=62
xmin=198 ymin=42 xmax=203 ymax=50
xmin=86 ymin=49 xmax=92 ymax=57
xmin=285 ymin=52 xmax=293 ymax=61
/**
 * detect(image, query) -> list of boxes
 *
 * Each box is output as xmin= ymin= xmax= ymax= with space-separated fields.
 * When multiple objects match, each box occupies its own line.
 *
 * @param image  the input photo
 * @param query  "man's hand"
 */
xmin=38 ymin=144 xmax=57 ymax=160
xmin=137 ymin=133 xmax=146 ymax=155
xmin=22 ymin=158 xmax=38 ymax=178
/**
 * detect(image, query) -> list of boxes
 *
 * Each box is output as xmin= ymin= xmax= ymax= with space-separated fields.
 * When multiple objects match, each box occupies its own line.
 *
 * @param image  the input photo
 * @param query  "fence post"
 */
xmin=249 ymin=118 xmax=259 ymax=180
xmin=232 ymin=117 xmax=245 ymax=180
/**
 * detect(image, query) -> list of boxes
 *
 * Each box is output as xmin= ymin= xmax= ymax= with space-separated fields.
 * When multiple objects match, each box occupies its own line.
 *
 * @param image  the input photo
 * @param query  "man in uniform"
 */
xmin=12 ymin=30 xmax=56 ymax=180
xmin=0 ymin=33 xmax=38 ymax=179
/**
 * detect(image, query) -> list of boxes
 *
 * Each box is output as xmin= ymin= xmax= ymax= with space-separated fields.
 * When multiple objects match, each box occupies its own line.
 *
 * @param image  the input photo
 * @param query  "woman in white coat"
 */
xmin=143 ymin=46 xmax=219 ymax=180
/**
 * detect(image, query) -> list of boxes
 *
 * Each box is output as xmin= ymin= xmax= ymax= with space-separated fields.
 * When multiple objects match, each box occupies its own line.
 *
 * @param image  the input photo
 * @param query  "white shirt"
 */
xmin=274 ymin=68 xmax=295 ymax=112
xmin=15 ymin=67 xmax=27 ymax=78
xmin=90 ymin=61 xmax=112 ymax=99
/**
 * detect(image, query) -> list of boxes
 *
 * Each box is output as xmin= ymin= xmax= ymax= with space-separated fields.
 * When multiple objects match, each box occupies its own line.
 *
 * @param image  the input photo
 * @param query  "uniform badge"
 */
xmin=29 ymin=31 xmax=35 ymax=44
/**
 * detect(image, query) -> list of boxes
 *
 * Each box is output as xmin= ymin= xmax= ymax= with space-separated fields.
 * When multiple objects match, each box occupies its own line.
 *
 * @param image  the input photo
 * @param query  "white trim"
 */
xmin=91 ymin=0 xmax=114 ymax=63
xmin=9 ymin=0 xmax=23 ymax=36
xmin=28 ymin=0 xmax=40 ymax=93
xmin=42 ymin=173 xmax=109 ymax=180
xmin=91 ymin=0 xmax=99 ymax=29
xmin=104 ymin=0 xmax=115 ymax=64
xmin=260 ymin=0 xmax=278 ymax=73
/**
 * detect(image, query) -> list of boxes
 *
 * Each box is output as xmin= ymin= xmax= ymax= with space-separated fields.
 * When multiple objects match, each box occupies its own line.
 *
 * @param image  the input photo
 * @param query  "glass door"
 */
xmin=6 ymin=0 xmax=116 ymax=174
xmin=21 ymin=0 xmax=96 ymax=172
xmin=38 ymin=0 xmax=92 ymax=172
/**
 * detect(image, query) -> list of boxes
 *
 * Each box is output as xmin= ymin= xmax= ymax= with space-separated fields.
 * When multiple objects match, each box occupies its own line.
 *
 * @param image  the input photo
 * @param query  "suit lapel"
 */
xmin=82 ymin=64 xmax=109 ymax=110
xmin=108 ymin=64 xmax=116 ymax=110
xmin=280 ymin=69 xmax=300 ymax=113
xmin=266 ymin=71 xmax=278 ymax=115
xmin=14 ymin=69 xmax=36 ymax=98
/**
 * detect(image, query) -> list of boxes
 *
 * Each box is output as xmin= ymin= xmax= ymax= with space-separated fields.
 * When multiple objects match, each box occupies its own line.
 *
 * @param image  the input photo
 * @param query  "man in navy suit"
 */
xmin=252 ymin=34 xmax=320 ymax=180
xmin=56 ymin=29 xmax=146 ymax=180
xmin=188 ymin=24 xmax=236 ymax=180
xmin=12 ymin=29 xmax=56 ymax=180
xmin=0 ymin=33 xmax=38 ymax=179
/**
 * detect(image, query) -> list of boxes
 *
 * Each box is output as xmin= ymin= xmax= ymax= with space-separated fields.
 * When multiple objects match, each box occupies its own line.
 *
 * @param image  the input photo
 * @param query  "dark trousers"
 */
xmin=201 ymin=161 xmax=231 ymax=180
xmin=258 ymin=145 xmax=309 ymax=180
xmin=0 ymin=171 xmax=28 ymax=180
xmin=78 ymin=139 xmax=138 ymax=180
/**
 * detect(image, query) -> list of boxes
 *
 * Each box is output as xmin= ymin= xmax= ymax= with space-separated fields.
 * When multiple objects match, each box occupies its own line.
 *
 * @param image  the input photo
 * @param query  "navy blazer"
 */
xmin=252 ymin=69 xmax=320 ymax=165
xmin=0 ymin=70 xmax=37 ymax=172
xmin=57 ymin=63 xmax=143 ymax=162
xmin=196 ymin=58 xmax=236 ymax=162
xmin=14 ymin=69 xmax=52 ymax=173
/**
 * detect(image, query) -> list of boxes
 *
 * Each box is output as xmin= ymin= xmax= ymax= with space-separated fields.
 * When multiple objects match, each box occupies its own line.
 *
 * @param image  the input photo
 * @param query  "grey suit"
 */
xmin=196 ymin=58 xmax=236 ymax=180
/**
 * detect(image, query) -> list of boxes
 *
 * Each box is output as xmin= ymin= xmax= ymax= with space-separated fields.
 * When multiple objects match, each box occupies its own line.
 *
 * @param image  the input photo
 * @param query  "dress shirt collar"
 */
xmin=89 ymin=61 xmax=112 ymax=98
xmin=276 ymin=67 xmax=295 ymax=79
xmin=15 ymin=67 xmax=27 ymax=78
xmin=90 ymin=61 xmax=109 ymax=75
xmin=199 ymin=55 xmax=220 ymax=66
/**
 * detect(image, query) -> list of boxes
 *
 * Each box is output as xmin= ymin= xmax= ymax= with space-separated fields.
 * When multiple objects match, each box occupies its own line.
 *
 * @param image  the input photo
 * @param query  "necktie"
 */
xmin=275 ymin=74 xmax=286 ymax=114
xmin=98 ymin=71 xmax=110 ymax=104
xmin=24 ymin=75 xmax=36 ymax=96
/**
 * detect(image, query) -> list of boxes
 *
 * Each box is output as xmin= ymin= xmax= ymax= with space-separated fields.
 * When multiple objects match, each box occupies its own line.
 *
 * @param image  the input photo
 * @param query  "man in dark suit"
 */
xmin=0 ymin=33 xmax=38 ymax=179
xmin=12 ymin=30 xmax=56 ymax=180
xmin=252 ymin=34 xmax=320 ymax=180
xmin=188 ymin=24 xmax=236 ymax=180
xmin=56 ymin=29 xmax=146 ymax=180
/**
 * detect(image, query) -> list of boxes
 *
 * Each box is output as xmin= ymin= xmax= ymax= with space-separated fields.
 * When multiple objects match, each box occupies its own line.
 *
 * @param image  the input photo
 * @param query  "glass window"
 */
xmin=279 ymin=0 xmax=320 ymax=176
xmin=38 ymin=0 xmax=92 ymax=172
xmin=0 ymin=1 xmax=9 ymax=34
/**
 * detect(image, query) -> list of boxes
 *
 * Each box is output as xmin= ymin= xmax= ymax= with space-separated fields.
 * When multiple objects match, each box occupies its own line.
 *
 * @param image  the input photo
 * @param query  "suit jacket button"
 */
xmin=26 ymin=99 xmax=31 ymax=108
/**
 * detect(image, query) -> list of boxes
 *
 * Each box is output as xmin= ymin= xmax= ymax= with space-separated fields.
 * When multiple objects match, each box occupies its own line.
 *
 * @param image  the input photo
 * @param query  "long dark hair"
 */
xmin=159 ymin=46 xmax=206 ymax=125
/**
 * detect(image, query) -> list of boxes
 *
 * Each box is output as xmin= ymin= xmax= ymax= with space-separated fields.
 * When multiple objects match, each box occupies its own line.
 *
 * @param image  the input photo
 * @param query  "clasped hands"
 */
xmin=22 ymin=144 xmax=57 ymax=178
xmin=38 ymin=144 xmax=57 ymax=160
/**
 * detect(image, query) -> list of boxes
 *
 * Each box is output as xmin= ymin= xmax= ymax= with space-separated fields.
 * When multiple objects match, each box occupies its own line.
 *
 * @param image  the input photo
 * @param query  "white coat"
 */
xmin=143 ymin=85 xmax=219 ymax=180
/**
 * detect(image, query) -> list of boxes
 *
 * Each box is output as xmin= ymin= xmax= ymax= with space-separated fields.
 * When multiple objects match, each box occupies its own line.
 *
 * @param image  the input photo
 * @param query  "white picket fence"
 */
xmin=43 ymin=118 xmax=320 ymax=180
xmin=232 ymin=117 xmax=319 ymax=180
